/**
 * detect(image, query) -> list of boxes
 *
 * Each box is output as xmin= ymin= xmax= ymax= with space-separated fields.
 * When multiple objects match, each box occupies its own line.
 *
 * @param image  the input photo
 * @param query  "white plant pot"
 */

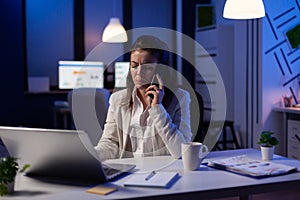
xmin=7 ymin=181 xmax=15 ymax=194
xmin=261 ymin=146 xmax=274 ymax=161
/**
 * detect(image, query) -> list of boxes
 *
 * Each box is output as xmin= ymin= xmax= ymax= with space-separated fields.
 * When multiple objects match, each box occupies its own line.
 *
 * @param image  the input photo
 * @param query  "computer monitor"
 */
xmin=114 ymin=62 xmax=130 ymax=88
xmin=58 ymin=60 xmax=104 ymax=89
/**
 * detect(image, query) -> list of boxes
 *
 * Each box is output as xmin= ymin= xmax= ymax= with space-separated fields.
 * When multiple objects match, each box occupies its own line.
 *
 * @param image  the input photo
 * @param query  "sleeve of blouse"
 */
xmin=149 ymin=89 xmax=192 ymax=159
xmin=94 ymin=94 xmax=120 ymax=161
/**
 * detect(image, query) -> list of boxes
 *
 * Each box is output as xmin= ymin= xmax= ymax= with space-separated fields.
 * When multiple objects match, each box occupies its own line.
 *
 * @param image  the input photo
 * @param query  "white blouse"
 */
xmin=130 ymin=87 xmax=155 ymax=157
xmin=95 ymin=87 xmax=192 ymax=161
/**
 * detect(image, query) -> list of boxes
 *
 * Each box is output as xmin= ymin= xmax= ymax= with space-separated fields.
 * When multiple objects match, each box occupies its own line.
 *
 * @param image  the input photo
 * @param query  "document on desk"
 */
xmin=124 ymin=171 xmax=179 ymax=188
xmin=208 ymin=155 xmax=298 ymax=178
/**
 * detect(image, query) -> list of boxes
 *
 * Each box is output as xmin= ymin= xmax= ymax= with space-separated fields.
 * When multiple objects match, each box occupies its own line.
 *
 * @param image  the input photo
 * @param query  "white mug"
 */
xmin=181 ymin=142 xmax=208 ymax=171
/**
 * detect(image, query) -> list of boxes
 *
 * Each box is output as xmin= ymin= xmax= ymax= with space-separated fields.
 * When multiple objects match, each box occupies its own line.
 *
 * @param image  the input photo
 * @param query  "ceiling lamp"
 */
xmin=223 ymin=0 xmax=265 ymax=19
xmin=102 ymin=17 xmax=128 ymax=43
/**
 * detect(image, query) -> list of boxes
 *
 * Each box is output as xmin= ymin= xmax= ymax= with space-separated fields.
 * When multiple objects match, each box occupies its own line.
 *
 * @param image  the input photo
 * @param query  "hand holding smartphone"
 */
xmin=146 ymin=73 xmax=164 ymax=107
xmin=148 ymin=75 xmax=157 ymax=99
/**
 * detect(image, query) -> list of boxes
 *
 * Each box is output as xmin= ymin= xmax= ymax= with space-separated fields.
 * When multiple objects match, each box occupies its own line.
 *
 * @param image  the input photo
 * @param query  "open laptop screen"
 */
xmin=0 ymin=126 xmax=135 ymax=182
xmin=114 ymin=62 xmax=130 ymax=88
xmin=58 ymin=60 xmax=104 ymax=89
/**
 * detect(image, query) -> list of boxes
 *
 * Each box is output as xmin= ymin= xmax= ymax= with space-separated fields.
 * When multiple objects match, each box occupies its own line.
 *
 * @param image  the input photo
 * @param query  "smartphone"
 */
xmin=148 ymin=74 xmax=158 ymax=99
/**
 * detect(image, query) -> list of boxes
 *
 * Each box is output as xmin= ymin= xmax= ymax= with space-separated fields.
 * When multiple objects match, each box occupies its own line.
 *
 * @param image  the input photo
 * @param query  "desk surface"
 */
xmin=3 ymin=149 xmax=300 ymax=200
xmin=273 ymin=106 xmax=300 ymax=114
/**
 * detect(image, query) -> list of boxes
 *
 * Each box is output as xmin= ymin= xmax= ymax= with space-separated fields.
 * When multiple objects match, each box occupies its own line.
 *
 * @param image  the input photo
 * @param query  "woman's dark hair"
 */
xmin=126 ymin=35 xmax=178 ymax=109
xmin=129 ymin=35 xmax=170 ymax=65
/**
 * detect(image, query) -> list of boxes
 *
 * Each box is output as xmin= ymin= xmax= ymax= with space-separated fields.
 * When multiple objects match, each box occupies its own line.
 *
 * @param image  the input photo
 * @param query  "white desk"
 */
xmin=3 ymin=149 xmax=300 ymax=200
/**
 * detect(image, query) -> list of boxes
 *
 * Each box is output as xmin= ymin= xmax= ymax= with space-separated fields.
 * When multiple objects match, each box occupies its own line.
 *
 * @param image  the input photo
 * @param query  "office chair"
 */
xmin=190 ymin=90 xmax=205 ymax=143
xmin=68 ymin=88 xmax=110 ymax=146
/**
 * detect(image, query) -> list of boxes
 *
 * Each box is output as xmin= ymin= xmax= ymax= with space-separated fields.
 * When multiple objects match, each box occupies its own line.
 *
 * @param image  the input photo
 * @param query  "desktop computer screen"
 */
xmin=114 ymin=62 xmax=130 ymax=88
xmin=58 ymin=60 xmax=104 ymax=89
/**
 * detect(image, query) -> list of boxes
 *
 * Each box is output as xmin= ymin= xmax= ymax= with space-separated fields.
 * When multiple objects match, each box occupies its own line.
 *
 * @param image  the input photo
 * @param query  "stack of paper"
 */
xmin=208 ymin=155 xmax=297 ymax=178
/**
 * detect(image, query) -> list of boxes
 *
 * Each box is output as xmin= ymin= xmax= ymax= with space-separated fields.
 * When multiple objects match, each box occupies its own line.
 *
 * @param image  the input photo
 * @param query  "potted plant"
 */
xmin=0 ymin=157 xmax=30 ymax=196
xmin=258 ymin=131 xmax=279 ymax=161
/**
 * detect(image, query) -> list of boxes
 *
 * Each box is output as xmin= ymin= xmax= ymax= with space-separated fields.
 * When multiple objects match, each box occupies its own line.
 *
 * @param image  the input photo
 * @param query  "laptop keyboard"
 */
xmin=102 ymin=163 xmax=135 ymax=180
xmin=103 ymin=166 xmax=122 ymax=179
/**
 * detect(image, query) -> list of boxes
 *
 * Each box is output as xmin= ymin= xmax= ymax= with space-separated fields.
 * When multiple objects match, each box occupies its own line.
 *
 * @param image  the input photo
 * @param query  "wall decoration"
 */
xmin=196 ymin=4 xmax=215 ymax=30
xmin=264 ymin=1 xmax=300 ymax=102
xmin=285 ymin=23 xmax=300 ymax=49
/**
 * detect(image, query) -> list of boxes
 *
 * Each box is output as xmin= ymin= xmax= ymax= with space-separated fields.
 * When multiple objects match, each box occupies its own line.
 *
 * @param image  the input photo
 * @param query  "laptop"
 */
xmin=0 ymin=126 xmax=135 ymax=182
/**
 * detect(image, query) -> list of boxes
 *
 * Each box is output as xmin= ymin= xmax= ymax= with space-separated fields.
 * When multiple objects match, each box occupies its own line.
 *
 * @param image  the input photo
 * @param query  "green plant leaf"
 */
xmin=20 ymin=164 xmax=30 ymax=173
xmin=0 ymin=156 xmax=30 ymax=196
xmin=0 ymin=184 xmax=8 ymax=196
xmin=258 ymin=131 xmax=279 ymax=147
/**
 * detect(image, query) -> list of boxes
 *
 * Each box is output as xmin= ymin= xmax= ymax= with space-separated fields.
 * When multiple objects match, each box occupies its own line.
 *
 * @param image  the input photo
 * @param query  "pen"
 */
xmin=145 ymin=170 xmax=156 ymax=181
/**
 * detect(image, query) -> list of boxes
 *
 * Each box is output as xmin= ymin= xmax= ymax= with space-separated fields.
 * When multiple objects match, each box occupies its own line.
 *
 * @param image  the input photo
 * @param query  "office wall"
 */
xmin=262 ymin=0 xmax=300 ymax=119
xmin=26 ymin=0 xmax=74 ymax=87
xmin=0 ymin=0 xmax=175 ymax=128
xmin=26 ymin=0 xmax=174 ymax=89
xmin=26 ymin=0 xmax=124 ymax=88
xmin=227 ymin=0 xmax=300 ymax=152
xmin=0 ymin=0 xmax=25 ymax=126
xmin=85 ymin=0 xmax=123 ymax=56
xmin=0 ymin=0 xmax=124 ymax=128
xmin=262 ymin=0 xmax=300 ymax=146
xmin=131 ymin=0 xmax=174 ymax=50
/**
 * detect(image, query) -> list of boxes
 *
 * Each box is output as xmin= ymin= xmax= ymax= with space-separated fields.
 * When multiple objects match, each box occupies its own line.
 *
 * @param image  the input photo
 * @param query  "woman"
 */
xmin=95 ymin=35 xmax=191 ymax=161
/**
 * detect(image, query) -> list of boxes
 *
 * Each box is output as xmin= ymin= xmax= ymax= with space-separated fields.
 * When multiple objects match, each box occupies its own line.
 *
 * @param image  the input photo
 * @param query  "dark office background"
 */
xmin=0 ymin=0 xmax=210 ymax=128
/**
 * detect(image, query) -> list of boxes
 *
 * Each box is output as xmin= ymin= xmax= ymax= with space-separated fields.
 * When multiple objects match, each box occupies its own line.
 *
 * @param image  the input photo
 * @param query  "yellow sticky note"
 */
xmin=86 ymin=185 xmax=118 ymax=195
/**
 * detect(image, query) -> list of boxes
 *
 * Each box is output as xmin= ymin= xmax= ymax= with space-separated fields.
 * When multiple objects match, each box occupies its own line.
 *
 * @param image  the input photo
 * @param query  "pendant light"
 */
xmin=102 ymin=0 xmax=127 ymax=43
xmin=223 ymin=0 xmax=265 ymax=19
xmin=102 ymin=18 xmax=128 ymax=43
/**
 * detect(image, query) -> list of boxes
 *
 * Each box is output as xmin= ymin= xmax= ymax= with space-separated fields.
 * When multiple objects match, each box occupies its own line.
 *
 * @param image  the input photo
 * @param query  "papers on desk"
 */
xmin=208 ymin=155 xmax=298 ymax=178
xmin=124 ymin=171 xmax=179 ymax=188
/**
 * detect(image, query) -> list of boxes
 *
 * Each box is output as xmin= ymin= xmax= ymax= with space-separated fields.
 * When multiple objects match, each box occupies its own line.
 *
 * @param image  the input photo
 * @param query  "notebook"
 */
xmin=124 ymin=171 xmax=179 ymax=188
xmin=0 ymin=126 xmax=135 ymax=182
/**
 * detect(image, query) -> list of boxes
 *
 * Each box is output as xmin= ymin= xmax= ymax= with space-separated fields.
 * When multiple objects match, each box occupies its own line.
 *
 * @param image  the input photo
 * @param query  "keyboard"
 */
xmin=102 ymin=163 xmax=136 ymax=180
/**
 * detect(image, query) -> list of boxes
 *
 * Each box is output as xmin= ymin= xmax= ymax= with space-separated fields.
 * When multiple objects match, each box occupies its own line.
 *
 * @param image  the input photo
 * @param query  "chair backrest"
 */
xmin=190 ymin=90 xmax=204 ymax=142
xmin=68 ymin=88 xmax=110 ymax=146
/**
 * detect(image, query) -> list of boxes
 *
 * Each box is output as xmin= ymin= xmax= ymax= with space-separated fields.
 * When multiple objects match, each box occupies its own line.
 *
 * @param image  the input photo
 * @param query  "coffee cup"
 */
xmin=181 ymin=142 xmax=208 ymax=171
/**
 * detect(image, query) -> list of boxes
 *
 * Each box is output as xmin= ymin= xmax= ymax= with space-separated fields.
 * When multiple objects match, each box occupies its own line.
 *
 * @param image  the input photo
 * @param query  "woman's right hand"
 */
xmin=145 ymin=74 xmax=164 ymax=107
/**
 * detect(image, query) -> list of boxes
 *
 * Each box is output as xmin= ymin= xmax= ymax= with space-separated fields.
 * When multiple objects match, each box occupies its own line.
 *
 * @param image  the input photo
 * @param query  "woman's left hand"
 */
xmin=145 ymin=74 xmax=164 ymax=107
